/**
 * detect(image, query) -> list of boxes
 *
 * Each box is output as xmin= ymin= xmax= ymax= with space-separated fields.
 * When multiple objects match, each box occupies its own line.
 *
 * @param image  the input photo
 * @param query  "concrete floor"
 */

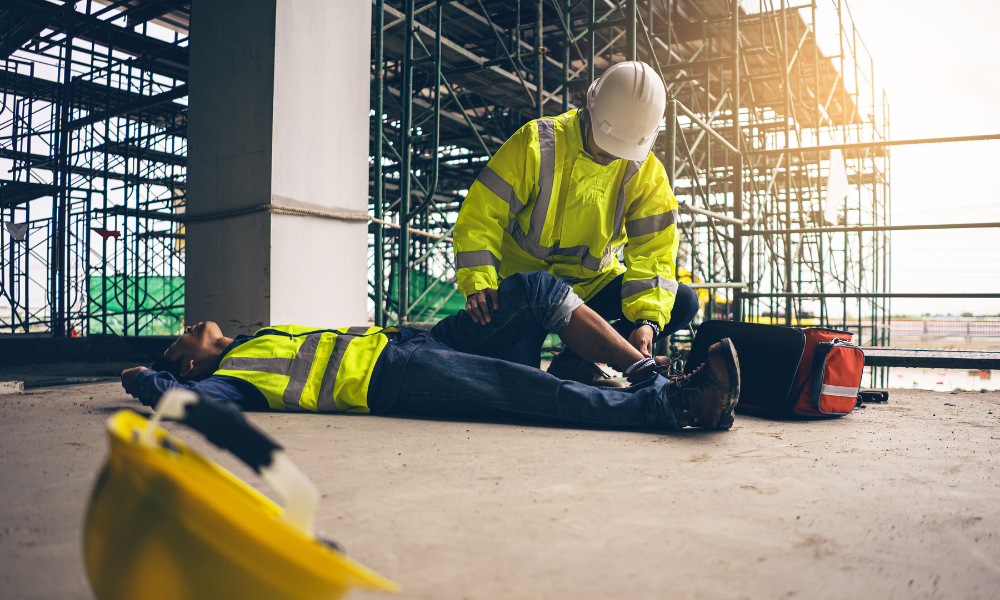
xmin=1 ymin=381 xmax=998 ymax=600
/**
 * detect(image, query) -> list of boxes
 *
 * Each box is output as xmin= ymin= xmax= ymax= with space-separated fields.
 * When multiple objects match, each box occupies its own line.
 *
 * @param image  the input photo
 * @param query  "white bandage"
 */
xmin=624 ymin=357 xmax=655 ymax=376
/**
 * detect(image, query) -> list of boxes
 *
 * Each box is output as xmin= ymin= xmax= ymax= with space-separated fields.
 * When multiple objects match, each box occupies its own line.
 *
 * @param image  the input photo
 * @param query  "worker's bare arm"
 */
xmin=121 ymin=366 xmax=147 ymax=398
xmin=558 ymin=304 xmax=644 ymax=372
xmin=465 ymin=288 xmax=499 ymax=324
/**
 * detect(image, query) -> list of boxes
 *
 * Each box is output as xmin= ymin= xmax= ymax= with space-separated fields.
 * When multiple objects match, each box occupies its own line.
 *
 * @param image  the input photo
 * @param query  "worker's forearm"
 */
xmin=558 ymin=304 xmax=644 ymax=372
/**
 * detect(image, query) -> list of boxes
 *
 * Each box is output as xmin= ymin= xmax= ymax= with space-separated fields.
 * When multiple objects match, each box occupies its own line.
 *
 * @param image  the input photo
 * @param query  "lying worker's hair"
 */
xmin=151 ymin=354 xmax=192 ymax=383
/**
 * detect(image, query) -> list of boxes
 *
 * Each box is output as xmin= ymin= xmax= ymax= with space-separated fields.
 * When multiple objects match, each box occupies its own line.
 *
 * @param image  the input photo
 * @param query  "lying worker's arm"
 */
xmin=122 ymin=367 xmax=268 ymax=411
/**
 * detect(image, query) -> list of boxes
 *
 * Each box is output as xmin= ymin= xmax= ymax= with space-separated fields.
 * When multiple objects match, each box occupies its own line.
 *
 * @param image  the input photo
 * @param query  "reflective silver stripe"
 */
xmin=621 ymin=276 xmax=679 ymax=299
xmin=316 ymin=326 xmax=370 ymax=412
xmin=820 ymin=384 xmax=860 ymax=398
xmin=504 ymin=121 xmax=632 ymax=273
xmin=562 ymin=276 xmax=587 ymax=284
xmin=529 ymin=119 xmax=556 ymax=246
xmin=580 ymin=249 xmax=604 ymax=271
xmin=501 ymin=119 xmax=556 ymax=260
xmin=625 ymin=210 xmax=678 ymax=238
xmin=281 ymin=333 xmax=323 ymax=411
xmin=506 ymin=219 xmax=549 ymax=259
xmin=220 ymin=356 xmax=294 ymax=374
xmin=455 ymin=249 xmax=501 ymax=270
xmin=610 ymin=161 xmax=641 ymax=245
xmin=476 ymin=165 xmax=525 ymax=214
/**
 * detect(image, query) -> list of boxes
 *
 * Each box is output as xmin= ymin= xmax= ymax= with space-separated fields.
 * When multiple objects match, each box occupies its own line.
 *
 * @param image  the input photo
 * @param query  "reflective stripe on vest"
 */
xmin=621 ymin=275 xmax=679 ymax=299
xmin=625 ymin=210 xmax=679 ymax=238
xmin=455 ymin=249 xmax=501 ymax=270
xmin=215 ymin=325 xmax=390 ymax=413
xmin=486 ymin=119 xmax=642 ymax=272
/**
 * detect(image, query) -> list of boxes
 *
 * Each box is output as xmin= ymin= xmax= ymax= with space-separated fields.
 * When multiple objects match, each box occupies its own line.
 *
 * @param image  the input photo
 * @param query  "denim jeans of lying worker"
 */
xmin=388 ymin=271 xmax=679 ymax=430
xmin=427 ymin=270 xmax=579 ymax=369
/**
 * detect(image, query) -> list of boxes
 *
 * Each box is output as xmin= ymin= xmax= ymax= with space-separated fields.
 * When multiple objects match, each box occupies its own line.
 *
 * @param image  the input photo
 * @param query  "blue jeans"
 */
xmin=390 ymin=272 xmax=679 ymax=430
xmin=586 ymin=274 xmax=700 ymax=342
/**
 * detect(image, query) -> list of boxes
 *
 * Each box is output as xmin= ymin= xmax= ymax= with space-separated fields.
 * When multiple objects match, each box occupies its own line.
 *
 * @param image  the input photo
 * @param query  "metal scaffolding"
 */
xmin=5 ymin=1 xmax=995 ymax=390
xmin=0 ymin=0 xmax=188 ymax=337
xmin=369 ymin=0 xmax=891 ymax=369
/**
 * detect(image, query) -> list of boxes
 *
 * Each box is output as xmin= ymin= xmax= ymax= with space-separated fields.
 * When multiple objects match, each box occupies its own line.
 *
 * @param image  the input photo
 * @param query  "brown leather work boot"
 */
xmin=547 ymin=351 xmax=625 ymax=388
xmin=636 ymin=338 xmax=741 ymax=430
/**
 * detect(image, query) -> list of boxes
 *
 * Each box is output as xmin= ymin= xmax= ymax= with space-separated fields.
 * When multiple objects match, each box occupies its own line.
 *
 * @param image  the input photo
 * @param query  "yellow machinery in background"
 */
xmin=83 ymin=390 xmax=398 ymax=600
xmin=677 ymin=268 xmax=821 ymax=326
xmin=676 ymin=267 xmax=711 ymax=311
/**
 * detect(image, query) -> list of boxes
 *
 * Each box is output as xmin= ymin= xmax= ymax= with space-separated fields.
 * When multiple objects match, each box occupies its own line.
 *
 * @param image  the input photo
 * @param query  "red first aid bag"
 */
xmin=789 ymin=328 xmax=865 ymax=416
xmin=685 ymin=321 xmax=865 ymax=418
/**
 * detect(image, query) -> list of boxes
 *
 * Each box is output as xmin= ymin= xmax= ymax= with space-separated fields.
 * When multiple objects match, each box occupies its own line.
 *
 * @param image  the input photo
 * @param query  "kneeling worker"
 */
xmin=454 ymin=61 xmax=699 ymax=387
xmin=122 ymin=272 xmax=739 ymax=431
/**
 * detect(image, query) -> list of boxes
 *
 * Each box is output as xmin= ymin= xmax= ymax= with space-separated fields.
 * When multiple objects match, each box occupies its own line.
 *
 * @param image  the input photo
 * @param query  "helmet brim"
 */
xmin=591 ymin=124 xmax=657 ymax=163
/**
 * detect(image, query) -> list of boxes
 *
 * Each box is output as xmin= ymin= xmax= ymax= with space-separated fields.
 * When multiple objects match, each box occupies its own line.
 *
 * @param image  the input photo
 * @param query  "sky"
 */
xmin=809 ymin=0 xmax=1000 ymax=316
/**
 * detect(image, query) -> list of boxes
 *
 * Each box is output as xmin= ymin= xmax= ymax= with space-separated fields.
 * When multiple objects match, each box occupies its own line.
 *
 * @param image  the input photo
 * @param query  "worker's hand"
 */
xmin=465 ymin=288 xmax=499 ymax=325
xmin=121 ymin=366 xmax=147 ymax=399
xmin=629 ymin=325 xmax=655 ymax=358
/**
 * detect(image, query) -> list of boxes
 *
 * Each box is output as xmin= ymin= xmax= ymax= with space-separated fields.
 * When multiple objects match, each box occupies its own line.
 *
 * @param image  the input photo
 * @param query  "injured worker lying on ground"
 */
xmin=121 ymin=271 xmax=741 ymax=431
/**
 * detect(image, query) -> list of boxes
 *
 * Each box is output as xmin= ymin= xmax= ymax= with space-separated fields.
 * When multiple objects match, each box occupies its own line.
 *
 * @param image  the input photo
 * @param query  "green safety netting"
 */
xmin=88 ymin=276 xmax=184 ymax=336
xmin=388 ymin=270 xmax=465 ymax=322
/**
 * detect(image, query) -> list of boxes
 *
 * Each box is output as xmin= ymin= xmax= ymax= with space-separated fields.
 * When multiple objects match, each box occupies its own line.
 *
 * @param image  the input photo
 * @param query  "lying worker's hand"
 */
xmin=629 ymin=325 xmax=655 ymax=358
xmin=465 ymin=288 xmax=499 ymax=325
xmin=121 ymin=366 xmax=147 ymax=399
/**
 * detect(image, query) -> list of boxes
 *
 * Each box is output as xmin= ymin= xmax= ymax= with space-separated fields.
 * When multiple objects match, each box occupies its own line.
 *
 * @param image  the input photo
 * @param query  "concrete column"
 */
xmin=186 ymin=0 xmax=371 ymax=336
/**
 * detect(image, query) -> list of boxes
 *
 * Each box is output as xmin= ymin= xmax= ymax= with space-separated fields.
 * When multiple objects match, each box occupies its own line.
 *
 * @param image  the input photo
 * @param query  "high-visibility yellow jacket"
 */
xmin=214 ymin=325 xmax=395 ymax=413
xmin=454 ymin=109 xmax=680 ymax=327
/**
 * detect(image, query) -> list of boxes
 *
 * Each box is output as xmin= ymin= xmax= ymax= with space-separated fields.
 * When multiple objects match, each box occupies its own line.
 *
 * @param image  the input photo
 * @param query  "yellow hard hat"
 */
xmin=83 ymin=397 xmax=398 ymax=600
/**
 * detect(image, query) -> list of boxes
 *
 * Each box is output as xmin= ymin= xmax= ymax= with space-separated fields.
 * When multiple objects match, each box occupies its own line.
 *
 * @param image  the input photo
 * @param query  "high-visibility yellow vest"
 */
xmin=214 ymin=325 xmax=396 ymax=413
xmin=454 ymin=109 xmax=680 ymax=327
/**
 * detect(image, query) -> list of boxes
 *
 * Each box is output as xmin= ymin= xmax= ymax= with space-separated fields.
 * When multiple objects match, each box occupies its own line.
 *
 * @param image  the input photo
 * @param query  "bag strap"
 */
xmin=782 ymin=339 xmax=839 ymax=410
xmin=809 ymin=341 xmax=837 ymax=409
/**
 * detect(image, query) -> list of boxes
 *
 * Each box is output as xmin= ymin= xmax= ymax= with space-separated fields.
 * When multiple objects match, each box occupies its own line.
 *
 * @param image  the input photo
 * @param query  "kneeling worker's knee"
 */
xmin=498 ymin=270 xmax=562 ymax=299
xmin=675 ymin=284 xmax=701 ymax=324
xmin=500 ymin=270 xmax=557 ymax=289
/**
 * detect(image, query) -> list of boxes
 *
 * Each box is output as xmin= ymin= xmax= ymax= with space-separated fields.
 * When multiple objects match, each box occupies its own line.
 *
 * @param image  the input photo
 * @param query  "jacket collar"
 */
xmin=565 ymin=109 xmax=624 ymax=167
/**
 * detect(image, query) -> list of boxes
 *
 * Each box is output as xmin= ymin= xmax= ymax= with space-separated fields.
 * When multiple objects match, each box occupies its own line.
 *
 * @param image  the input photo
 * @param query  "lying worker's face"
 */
xmin=586 ymin=125 xmax=621 ymax=166
xmin=163 ymin=321 xmax=226 ymax=379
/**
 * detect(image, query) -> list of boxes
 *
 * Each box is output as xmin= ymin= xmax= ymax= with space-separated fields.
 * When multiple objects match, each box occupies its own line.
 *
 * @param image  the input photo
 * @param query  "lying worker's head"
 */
xmin=151 ymin=321 xmax=231 ymax=382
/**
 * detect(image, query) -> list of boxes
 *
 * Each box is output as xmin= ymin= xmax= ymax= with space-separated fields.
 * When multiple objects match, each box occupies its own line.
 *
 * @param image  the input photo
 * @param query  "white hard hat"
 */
xmin=586 ymin=61 xmax=666 ymax=162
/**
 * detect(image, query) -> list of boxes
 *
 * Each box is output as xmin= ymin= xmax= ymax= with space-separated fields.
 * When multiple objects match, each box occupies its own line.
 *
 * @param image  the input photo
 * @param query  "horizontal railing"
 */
xmin=888 ymin=320 xmax=1000 ymax=337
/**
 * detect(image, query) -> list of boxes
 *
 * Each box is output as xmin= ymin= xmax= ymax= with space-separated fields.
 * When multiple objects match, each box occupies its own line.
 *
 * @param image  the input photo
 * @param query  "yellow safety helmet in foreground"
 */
xmin=83 ymin=390 xmax=398 ymax=600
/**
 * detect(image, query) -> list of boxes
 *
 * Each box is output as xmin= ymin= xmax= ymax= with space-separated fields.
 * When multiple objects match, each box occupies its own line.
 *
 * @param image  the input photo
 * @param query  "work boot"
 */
xmin=547 ymin=351 xmax=625 ymax=388
xmin=629 ymin=338 xmax=740 ymax=429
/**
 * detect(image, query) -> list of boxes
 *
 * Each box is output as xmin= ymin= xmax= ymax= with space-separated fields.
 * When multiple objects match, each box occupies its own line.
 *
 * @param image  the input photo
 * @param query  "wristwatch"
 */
xmin=634 ymin=319 xmax=660 ymax=336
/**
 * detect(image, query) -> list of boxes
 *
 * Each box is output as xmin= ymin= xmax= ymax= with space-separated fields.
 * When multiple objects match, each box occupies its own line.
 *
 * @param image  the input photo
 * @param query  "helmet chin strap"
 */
xmin=579 ymin=111 xmax=594 ymax=157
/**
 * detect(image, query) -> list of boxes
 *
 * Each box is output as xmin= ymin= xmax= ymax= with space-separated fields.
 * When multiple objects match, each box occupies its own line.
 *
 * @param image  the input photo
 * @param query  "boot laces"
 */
xmin=652 ymin=356 xmax=687 ymax=381
xmin=658 ymin=357 xmax=710 ymax=390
